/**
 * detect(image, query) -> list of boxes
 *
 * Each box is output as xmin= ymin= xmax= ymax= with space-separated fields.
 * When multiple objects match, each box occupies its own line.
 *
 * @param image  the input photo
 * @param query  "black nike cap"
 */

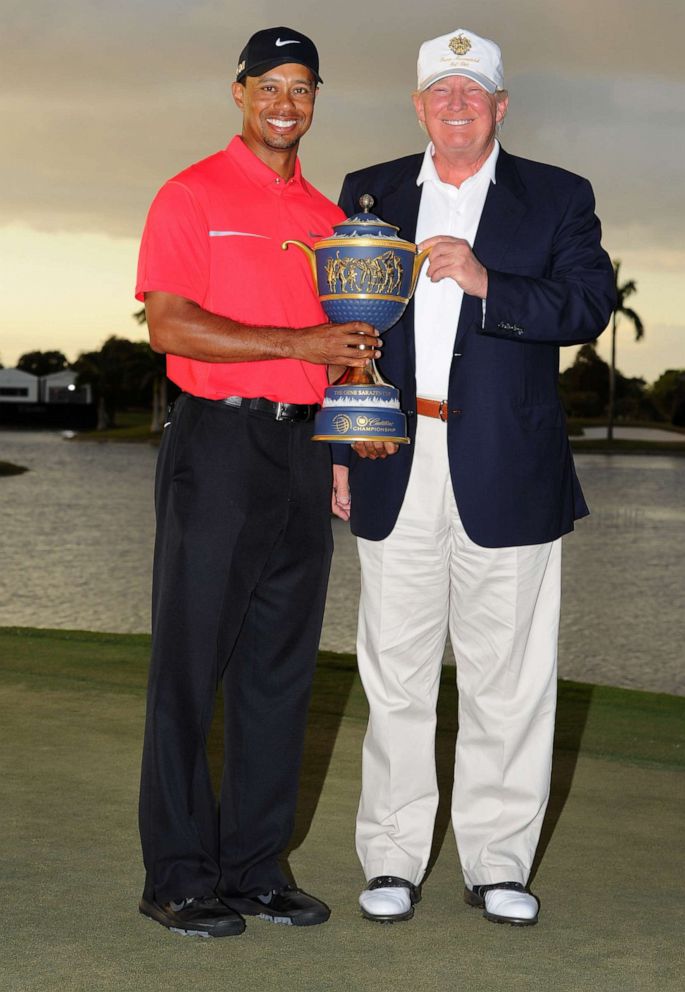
xmin=236 ymin=26 xmax=322 ymax=84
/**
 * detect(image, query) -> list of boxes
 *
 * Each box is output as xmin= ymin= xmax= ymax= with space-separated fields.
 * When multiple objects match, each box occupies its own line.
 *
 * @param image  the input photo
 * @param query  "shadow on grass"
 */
xmin=205 ymin=651 xmax=359 ymax=883
xmin=425 ymin=670 xmax=458 ymax=882
xmin=424 ymin=674 xmax=594 ymax=884
xmin=145 ymin=654 xmax=683 ymax=889
xmin=287 ymin=654 xmax=359 ymax=859
xmin=531 ymin=681 xmax=593 ymax=882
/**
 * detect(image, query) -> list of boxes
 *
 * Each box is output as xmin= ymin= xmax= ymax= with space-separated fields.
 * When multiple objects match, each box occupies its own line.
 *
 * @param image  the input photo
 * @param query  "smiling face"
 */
xmin=231 ymin=64 xmax=317 ymax=174
xmin=412 ymin=74 xmax=508 ymax=179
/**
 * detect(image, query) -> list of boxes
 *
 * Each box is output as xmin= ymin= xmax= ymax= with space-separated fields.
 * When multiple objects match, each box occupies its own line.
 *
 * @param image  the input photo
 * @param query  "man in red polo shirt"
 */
xmin=135 ymin=26 xmax=379 ymax=938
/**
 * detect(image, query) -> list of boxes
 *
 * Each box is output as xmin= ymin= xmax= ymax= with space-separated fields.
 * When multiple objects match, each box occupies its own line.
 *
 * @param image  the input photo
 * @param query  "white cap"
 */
xmin=417 ymin=29 xmax=504 ymax=94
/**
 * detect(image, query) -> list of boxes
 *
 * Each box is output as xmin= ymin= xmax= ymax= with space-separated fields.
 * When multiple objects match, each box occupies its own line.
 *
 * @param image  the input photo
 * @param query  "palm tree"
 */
xmin=607 ymin=260 xmax=645 ymax=441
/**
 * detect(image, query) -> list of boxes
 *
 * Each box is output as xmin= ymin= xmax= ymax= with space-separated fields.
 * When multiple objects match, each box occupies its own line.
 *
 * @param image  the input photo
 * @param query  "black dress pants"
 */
xmin=139 ymin=393 xmax=333 ymax=902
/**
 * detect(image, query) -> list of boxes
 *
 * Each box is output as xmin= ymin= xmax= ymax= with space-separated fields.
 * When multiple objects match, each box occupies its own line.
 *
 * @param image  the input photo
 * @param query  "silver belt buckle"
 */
xmin=274 ymin=401 xmax=288 ymax=421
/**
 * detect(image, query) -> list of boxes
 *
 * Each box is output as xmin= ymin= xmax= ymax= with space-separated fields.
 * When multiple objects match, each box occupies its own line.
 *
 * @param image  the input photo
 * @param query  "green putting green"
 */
xmin=2 ymin=627 xmax=682 ymax=992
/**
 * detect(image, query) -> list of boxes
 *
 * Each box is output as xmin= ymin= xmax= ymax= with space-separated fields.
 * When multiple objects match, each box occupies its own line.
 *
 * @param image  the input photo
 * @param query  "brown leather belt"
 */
xmin=416 ymin=397 xmax=450 ymax=421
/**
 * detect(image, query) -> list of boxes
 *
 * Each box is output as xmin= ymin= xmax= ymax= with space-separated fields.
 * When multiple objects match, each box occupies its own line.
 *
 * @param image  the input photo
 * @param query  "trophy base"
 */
xmin=312 ymin=382 xmax=410 ymax=445
xmin=312 ymin=432 xmax=410 ymax=444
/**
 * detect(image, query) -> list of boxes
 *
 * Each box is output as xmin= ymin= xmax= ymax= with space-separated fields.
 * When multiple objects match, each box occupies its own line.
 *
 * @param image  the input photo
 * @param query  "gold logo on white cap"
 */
xmin=449 ymin=35 xmax=471 ymax=56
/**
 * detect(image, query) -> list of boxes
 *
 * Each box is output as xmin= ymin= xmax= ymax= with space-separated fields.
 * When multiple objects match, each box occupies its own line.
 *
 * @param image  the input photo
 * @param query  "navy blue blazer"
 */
xmin=335 ymin=147 xmax=616 ymax=548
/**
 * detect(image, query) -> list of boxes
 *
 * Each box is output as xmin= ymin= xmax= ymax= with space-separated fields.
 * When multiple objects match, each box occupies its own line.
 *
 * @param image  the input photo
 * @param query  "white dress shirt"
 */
xmin=413 ymin=140 xmax=499 ymax=398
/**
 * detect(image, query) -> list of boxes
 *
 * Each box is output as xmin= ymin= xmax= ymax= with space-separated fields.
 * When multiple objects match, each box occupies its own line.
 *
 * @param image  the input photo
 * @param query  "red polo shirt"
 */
xmin=136 ymin=136 xmax=344 ymax=403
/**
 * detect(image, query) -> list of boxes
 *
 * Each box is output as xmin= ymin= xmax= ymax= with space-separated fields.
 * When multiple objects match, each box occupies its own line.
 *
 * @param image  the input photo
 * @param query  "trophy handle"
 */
xmin=339 ymin=359 xmax=389 ymax=387
xmin=281 ymin=240 xmax=317 ymax=286
xmin=410 ymin=247 xmax=431 ymax=295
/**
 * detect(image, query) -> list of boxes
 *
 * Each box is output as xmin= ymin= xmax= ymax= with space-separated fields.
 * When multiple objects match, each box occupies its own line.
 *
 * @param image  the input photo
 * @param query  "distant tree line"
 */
xmin=11 ymin=336 xmax=178 ymax=432
xmin=7 ymin=338 xmax=684 ymax=433
xmin=3 ymin=273 xmax=683 ymax=432
xmin=559 ymin=345 xmax=685 ymax=426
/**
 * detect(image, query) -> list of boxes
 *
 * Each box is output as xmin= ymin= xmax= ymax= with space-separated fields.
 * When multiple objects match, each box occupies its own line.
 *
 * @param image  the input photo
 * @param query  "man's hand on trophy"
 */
xmin=293 ymin=321 xmax=381 ymax=367
xmin=418 ymin=236 xmax=488 ymax=299
xmin=352 ymin=440 xmax=400 ymax=460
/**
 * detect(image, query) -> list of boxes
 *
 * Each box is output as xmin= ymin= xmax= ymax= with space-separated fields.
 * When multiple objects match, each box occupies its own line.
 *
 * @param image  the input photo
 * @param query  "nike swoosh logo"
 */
xmin=208 ymin=231 xmax=269 ymax=239
xmin=275 ymin=38 xmax=301 ymax=47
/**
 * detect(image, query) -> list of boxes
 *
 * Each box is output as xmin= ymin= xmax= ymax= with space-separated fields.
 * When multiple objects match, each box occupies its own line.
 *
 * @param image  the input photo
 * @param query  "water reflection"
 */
xmin=1 ymin=432 xmax=683 ymax=695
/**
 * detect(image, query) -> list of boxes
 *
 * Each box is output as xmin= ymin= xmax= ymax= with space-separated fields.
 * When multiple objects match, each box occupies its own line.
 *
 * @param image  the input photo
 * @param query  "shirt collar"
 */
xmin=416 ymin=139 xmax=500 ymax=190
xmin=225 ymin=135 xmax=309 ymax=193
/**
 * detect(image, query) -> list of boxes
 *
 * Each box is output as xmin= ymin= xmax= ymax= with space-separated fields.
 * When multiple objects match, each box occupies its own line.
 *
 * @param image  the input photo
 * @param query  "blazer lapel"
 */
xmin=454 ymin=148 xmax=527 ymax=350
xmin=473 ymin=148 xmax=527 ymax=268
xmin=382 ymin=177 xmax=422 ymax=243
xmin=378 ymin=163 xmax=423 ymax=372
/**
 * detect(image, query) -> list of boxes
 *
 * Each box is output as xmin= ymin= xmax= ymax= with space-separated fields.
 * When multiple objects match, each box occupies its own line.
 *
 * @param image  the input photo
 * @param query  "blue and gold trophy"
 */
xmin=282 ymin=195 xmax=429 ymax=444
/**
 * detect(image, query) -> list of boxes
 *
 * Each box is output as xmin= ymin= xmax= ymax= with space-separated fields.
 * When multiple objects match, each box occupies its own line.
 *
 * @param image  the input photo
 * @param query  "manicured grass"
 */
xmin=0 ymin=627 xmax=151 ymax=693
xmin=2 ymin=627 xmax=682 ymax=769
xmin=3 ymin=625 xmax=682 ymax=992
xmin=72 ymin=409 xmax=161 ymax=443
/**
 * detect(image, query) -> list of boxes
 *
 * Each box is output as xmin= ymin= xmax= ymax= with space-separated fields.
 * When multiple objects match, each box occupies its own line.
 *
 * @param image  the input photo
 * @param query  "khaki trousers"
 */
xmin=355 ymin=415 xmax=561 ymax=888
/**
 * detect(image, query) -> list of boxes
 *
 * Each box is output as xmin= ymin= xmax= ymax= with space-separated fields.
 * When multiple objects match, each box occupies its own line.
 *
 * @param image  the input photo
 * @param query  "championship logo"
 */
xmin=332 ymin=414 xmax=352 ymax=434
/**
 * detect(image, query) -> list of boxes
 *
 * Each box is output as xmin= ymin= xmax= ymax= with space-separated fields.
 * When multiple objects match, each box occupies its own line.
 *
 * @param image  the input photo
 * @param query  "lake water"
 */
xmin=1 ymin=429 xmax=683 ymax=696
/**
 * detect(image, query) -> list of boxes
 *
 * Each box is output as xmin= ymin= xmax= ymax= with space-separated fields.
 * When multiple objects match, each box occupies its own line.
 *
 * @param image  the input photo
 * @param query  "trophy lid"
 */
xmin=331 ymin=194 xmax=402 ymax=240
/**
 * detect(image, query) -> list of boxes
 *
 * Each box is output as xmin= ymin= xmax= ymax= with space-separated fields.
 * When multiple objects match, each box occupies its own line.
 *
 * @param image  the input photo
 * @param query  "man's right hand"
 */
xmin=352 ymin=440 xmax=400 ymax=459
xmin=292 ymin=321 xmax=381 ymax=367
xmin=143 ymin=292 xmax=381 ymax=368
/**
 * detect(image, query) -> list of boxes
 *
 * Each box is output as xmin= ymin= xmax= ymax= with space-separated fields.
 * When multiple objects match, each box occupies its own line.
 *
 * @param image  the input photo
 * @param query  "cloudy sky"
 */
xmin=2 ymin=0 xmax=683 ymax=382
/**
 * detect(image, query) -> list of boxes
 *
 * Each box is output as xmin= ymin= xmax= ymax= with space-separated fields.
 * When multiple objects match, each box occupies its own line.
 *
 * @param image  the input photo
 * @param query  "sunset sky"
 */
xmin=2 ymin=0 xmax=683 ymax=383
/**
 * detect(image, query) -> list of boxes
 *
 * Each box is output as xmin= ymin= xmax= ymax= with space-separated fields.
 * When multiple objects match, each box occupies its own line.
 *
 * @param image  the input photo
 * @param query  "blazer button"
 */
xmin=451 ymin=408 xmax=462 ymax=416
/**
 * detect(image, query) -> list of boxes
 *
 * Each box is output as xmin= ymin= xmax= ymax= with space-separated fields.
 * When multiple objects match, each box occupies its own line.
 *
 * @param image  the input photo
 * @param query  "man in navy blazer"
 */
xmin=331 ymin=28 xmax=615 ymax=927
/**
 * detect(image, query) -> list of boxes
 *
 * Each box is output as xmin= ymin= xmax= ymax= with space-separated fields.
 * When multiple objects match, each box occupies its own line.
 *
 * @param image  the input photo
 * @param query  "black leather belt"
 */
xmin=219 ymin=395 xmax=319 ymax=422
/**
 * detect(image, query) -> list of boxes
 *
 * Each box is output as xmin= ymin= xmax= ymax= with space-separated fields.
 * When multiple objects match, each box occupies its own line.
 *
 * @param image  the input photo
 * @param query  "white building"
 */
xmin=40 ymin=369 xmax=92 ymax=405
xmin=0 ymin=368 xmax=93 ymax=405
xmin=0 ymin=368 xmax=39 ymax=403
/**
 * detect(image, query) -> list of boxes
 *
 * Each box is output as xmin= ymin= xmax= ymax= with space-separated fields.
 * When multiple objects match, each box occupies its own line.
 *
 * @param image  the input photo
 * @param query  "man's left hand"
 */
xmin=418 ymin=236 xmax=488 ymax=298
xmin=332 ymin=464 xmax=351 ymax=520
